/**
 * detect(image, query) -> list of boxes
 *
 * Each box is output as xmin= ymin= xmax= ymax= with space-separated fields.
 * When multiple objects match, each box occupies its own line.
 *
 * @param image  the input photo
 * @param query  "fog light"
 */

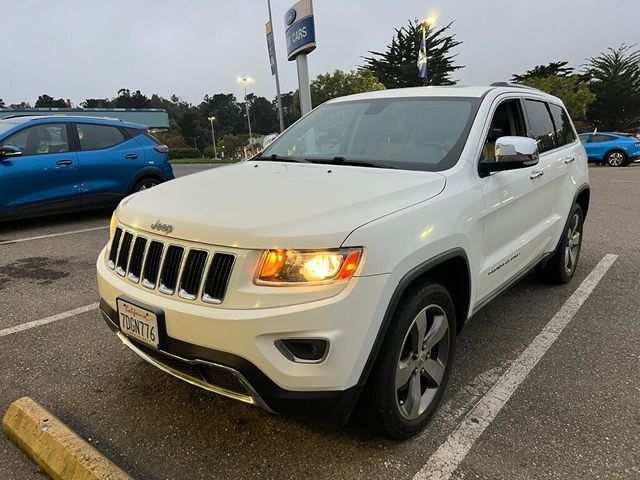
xmin=275 ymin=339 xmax=329 ymax=363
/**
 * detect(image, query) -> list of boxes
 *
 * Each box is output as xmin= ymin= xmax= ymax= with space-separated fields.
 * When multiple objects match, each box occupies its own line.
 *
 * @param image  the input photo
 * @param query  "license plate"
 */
xmin=117 ymin=298 xmax=160 ymax=348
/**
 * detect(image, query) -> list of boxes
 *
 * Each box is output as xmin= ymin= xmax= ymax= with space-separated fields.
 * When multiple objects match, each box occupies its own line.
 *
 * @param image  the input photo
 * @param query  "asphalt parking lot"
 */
xmin=1 ymin=163 xmax=638 ymax=480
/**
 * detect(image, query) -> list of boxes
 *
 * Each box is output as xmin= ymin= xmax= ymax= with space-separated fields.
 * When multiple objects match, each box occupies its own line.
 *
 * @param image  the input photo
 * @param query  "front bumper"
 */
xmin=97 ymin=247 xmax=395 ymax=421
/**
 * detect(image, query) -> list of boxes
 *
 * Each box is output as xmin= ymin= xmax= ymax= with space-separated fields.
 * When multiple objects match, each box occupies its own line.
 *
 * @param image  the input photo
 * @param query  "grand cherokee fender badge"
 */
xmin=151 ymin=220 xmax=173 ymax=235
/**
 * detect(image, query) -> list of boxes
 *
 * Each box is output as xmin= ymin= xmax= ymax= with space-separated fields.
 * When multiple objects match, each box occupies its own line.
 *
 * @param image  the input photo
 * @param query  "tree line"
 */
xmin=1 ymin=20 xmax=638 ymax=157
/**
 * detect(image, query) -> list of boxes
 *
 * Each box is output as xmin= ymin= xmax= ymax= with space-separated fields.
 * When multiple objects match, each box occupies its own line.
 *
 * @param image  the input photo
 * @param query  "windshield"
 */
xmin=0 ymin=121 xmax=18 ymax=137
xmin=261 ymin=97 xmax=480 ymax=171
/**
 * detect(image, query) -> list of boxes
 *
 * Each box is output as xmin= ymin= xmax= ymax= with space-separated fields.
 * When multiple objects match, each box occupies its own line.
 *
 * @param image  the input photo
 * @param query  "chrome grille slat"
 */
xmin=179 ymin=250 xmax=208 ymax=300
xmin=116 ymin=232 xmax=133 ymax=276
xmin=108 ymin=227 xmax=123 ymax=269
xmin=127 ymin=237 xmax=147 ymax=283
xmin=111 ymin=227 xmax=235 ymax=304
xmin=159 ymin=245 xmax=184 ymax=295
xmin=142 ymin=241 xmax=164 ymax=289
xmin=202 ymin=253 xmax=236 ymax=304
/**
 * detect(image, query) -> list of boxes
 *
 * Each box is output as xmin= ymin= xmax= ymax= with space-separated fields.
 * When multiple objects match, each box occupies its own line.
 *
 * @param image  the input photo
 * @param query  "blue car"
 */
xmin=0 ymin=116 xmax=174 ymax=220
xmin=578 ymin=131 xmax=640 ymax=167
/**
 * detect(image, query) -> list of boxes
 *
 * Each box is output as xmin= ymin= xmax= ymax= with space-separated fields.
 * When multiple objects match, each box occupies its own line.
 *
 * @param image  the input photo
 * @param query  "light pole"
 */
xmin=237 ymin=76 xmax=254 ymax=157
xmin=208 ymin=116 xmax=218 ymax=159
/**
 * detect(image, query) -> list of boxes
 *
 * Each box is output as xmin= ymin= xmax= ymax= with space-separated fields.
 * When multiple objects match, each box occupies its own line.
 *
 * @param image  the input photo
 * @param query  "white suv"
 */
xmin=97 ymin=84 xmax=589 ymax=439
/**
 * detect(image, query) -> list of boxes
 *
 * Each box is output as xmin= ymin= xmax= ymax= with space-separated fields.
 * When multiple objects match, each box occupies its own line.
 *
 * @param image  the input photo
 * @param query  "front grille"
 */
xmin=132 ymin=341 xmax=247 ymax=394
xmin=159 ymin=246 xmax=184 ymax=295
xmin=108 ymin=226 xmax=235 ymax=304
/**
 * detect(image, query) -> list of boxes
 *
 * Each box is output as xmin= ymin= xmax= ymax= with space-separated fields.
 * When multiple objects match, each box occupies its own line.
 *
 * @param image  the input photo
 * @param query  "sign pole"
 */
xmin=266 ymin=0 xmax=285 ymax=132
xmin=296 ymin=54 xmax=312 ymax=115
xmin=284 ymin=0 xmax=316 ymax=116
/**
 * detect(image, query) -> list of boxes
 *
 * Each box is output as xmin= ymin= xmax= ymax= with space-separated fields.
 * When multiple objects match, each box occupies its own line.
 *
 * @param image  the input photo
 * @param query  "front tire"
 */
xmin=537 ymin=204 xmax=584 ymax=284
xmin=606 ymin=151 xmax=627 ymax=167
xmin=359 ymin=281 xmax=457 ymax=440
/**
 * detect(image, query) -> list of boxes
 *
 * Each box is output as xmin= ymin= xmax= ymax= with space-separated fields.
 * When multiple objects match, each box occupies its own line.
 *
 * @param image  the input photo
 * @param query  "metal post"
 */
xmin=209 ymin=117 xmax=218 ymax=159
xmin=296 ymin=54 xmax=312 ymax=115
xmin=243 ymin=83 xmax=254 ymax=156
xmin=267 ymin=0 xmax=285 ymax=132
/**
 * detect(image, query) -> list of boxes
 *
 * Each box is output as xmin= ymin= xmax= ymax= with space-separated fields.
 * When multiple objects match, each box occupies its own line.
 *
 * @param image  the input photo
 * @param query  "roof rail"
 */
xmin=490 ymin=81 xmax=540 ymax=91
xmin=2 ymin=114 xmax=124 ymax=122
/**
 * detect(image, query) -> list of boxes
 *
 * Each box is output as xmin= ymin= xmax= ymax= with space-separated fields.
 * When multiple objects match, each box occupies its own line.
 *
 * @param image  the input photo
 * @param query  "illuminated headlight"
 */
xmin=255 ymin=248 xmax=363 ymax=285
xmin=109 ymin=212 xmax=118 ymax=240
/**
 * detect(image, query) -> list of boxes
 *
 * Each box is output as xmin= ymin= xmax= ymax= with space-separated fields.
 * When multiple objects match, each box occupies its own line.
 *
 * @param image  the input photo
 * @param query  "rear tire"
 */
xmin=606 ymin=151 xmax=627 ymax=167
xmin=537 ymin=204 xmax=584 ymax=284
xmin=131 ymin=176 xmax=161 ymax=193
xmin=358 ymin=281 xmax=456 ymax=440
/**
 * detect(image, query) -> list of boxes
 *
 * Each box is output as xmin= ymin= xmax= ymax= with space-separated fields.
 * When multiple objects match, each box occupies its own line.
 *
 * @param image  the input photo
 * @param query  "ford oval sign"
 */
xmin=285 ymin=9 xmax=297 ymax=26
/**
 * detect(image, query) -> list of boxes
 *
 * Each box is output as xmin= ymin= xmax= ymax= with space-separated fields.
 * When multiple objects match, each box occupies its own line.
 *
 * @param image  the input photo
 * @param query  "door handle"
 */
xmin=125 ymin=153 xmax=139 ymax=160
xmin=529 ymin=170 xmax=544 ymax=180
xmin=56 ymin=159 xmax=73 ymax=166
xmin=564 ymin=156 xmax=576 ymax=164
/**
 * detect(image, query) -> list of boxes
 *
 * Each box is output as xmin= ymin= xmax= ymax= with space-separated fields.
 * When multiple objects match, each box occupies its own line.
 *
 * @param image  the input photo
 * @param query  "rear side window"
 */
xmin=524 ymin=100 xmax=556 ymax=153
xmin=77 ymin=124 xmax=126 ymax=150
xmin=578 ymin=134 xmax=591 ymax=143
xmin=548 ymin=104 xmax=576 ymax=146
xmin=591 ymin=134 xmax=616 ymax=143
xmin=2 ymin=123 xmax=69 ymax=155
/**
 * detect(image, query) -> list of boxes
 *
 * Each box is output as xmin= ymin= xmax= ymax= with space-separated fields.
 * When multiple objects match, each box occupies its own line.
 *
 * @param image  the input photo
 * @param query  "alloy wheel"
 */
xmin=607 ymin=152 xmax=625 ymax=167
xmin=564 ymin=213 xmax=581 ymax=274
xmin=395 ymin=304 xmax=450 ymax=421
xmin=138 ymin=181 xmax=158 ymax=191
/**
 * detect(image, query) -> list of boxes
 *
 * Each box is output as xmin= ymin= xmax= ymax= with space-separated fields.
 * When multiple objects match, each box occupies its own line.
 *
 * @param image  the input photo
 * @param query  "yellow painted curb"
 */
xmin=2 ymin=397 xmax=131 ymax=480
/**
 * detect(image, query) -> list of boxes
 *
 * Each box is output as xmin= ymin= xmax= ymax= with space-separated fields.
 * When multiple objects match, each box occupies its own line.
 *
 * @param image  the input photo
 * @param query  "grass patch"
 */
xmin=170 ymin=158 xmax=239 ymax=165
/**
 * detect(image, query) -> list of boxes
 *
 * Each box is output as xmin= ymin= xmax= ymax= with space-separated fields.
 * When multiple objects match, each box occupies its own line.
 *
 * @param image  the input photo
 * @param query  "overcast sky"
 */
xmin=1 ymin=0 xmax=638 ymax=106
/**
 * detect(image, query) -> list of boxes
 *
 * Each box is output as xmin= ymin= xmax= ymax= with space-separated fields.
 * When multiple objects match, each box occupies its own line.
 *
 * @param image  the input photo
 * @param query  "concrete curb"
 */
xmin=2 ymin=397 xmax=131 ymax=480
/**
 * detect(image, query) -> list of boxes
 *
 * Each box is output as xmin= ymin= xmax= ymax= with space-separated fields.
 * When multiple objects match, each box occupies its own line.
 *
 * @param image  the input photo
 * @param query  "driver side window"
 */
xmin=482 ymin=100 xmax=526 ymax=161
xmin=2 ymin=124 xmax=70 ymax=156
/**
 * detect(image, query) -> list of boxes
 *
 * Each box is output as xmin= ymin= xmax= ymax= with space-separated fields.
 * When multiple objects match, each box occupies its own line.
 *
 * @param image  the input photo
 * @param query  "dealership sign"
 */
xmin=285 ymin=0 xmax=316 ymax=61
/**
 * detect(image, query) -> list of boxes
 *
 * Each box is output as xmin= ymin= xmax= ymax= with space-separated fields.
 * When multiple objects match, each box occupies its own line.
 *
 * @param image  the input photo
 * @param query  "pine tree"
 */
xmin=584 ymin=44 xmax=640 ymax=132
xmin=512 ymin=61 xmax=574 ymax=82
xmin=362 ymin=20 xmax=463 ymax=88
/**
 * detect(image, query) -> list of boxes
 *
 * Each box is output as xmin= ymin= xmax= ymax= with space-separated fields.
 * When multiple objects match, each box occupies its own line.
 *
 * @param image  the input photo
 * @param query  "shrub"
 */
xmin=169 ymin=147 xmax=201 ymax=159
xmin=203 ymin=146 xmax=219 ymax=159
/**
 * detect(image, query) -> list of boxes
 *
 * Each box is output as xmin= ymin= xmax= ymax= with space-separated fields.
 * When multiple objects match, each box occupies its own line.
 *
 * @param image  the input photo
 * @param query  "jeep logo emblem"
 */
xmin=151 ymin=220 xmax=173 ymax=235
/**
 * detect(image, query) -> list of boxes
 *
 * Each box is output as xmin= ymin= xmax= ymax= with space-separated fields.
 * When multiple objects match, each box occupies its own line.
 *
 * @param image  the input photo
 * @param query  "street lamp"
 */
xmin=237 ymin=76 xmax=254 ymax=157
xmin=208 ymin=116 xmax=218 ymax=159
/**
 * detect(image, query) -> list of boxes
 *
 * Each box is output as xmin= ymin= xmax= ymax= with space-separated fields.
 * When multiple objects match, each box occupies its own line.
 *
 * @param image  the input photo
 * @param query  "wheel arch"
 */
xmin=357 ymin=248 xmax=471 ymax=387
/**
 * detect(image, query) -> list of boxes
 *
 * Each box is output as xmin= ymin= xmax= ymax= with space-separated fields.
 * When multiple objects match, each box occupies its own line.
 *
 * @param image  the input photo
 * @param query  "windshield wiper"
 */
xmin=255 ymin=154 xmax=309 ymax=163
xmin=306 ymin=156 xmax=395 ymax=169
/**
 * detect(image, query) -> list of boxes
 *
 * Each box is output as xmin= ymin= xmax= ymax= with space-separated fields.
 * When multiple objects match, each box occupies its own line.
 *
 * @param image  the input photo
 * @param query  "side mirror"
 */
xmin=479 ymin=136 xmax=539 ymax=177
xmin=0 ymin=145 xmax=23 ymax=158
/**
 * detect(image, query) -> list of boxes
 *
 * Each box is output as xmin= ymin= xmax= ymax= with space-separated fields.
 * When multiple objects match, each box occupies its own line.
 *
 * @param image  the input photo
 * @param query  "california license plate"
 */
xmin=117 ymin=298 xmax=160 ymax=348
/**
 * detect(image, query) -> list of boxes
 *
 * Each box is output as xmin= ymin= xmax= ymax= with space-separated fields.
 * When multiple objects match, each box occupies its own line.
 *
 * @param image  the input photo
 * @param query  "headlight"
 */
xmin=109 ymin=212 xmax=118 ymax=240
xmin=255 ymin=248 xmax=362 ymax=285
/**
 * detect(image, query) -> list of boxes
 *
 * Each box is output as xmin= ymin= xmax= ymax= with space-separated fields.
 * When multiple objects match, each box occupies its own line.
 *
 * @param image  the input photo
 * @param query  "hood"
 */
xmin=117 ymin=161 xmax=446 ymax=249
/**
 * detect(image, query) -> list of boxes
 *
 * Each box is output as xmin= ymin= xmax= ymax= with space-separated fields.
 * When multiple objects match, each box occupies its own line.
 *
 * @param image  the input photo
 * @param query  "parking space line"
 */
xmin=0 ymin=303 xmax=99 ymax=338
xmin=413 ymin=254 xmax=618 ymax=480
xmin=0 ymin=226 xmax=108 ymax=246
xmin=610 ymin=179 xmax=640 ymax=183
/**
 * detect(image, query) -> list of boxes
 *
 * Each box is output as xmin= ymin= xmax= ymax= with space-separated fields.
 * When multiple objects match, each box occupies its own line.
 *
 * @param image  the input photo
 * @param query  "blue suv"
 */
xmin=578 ymin=132 xmax=640 ymax=167
xmin=0 ymin=116 xmax=174 ymax=220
